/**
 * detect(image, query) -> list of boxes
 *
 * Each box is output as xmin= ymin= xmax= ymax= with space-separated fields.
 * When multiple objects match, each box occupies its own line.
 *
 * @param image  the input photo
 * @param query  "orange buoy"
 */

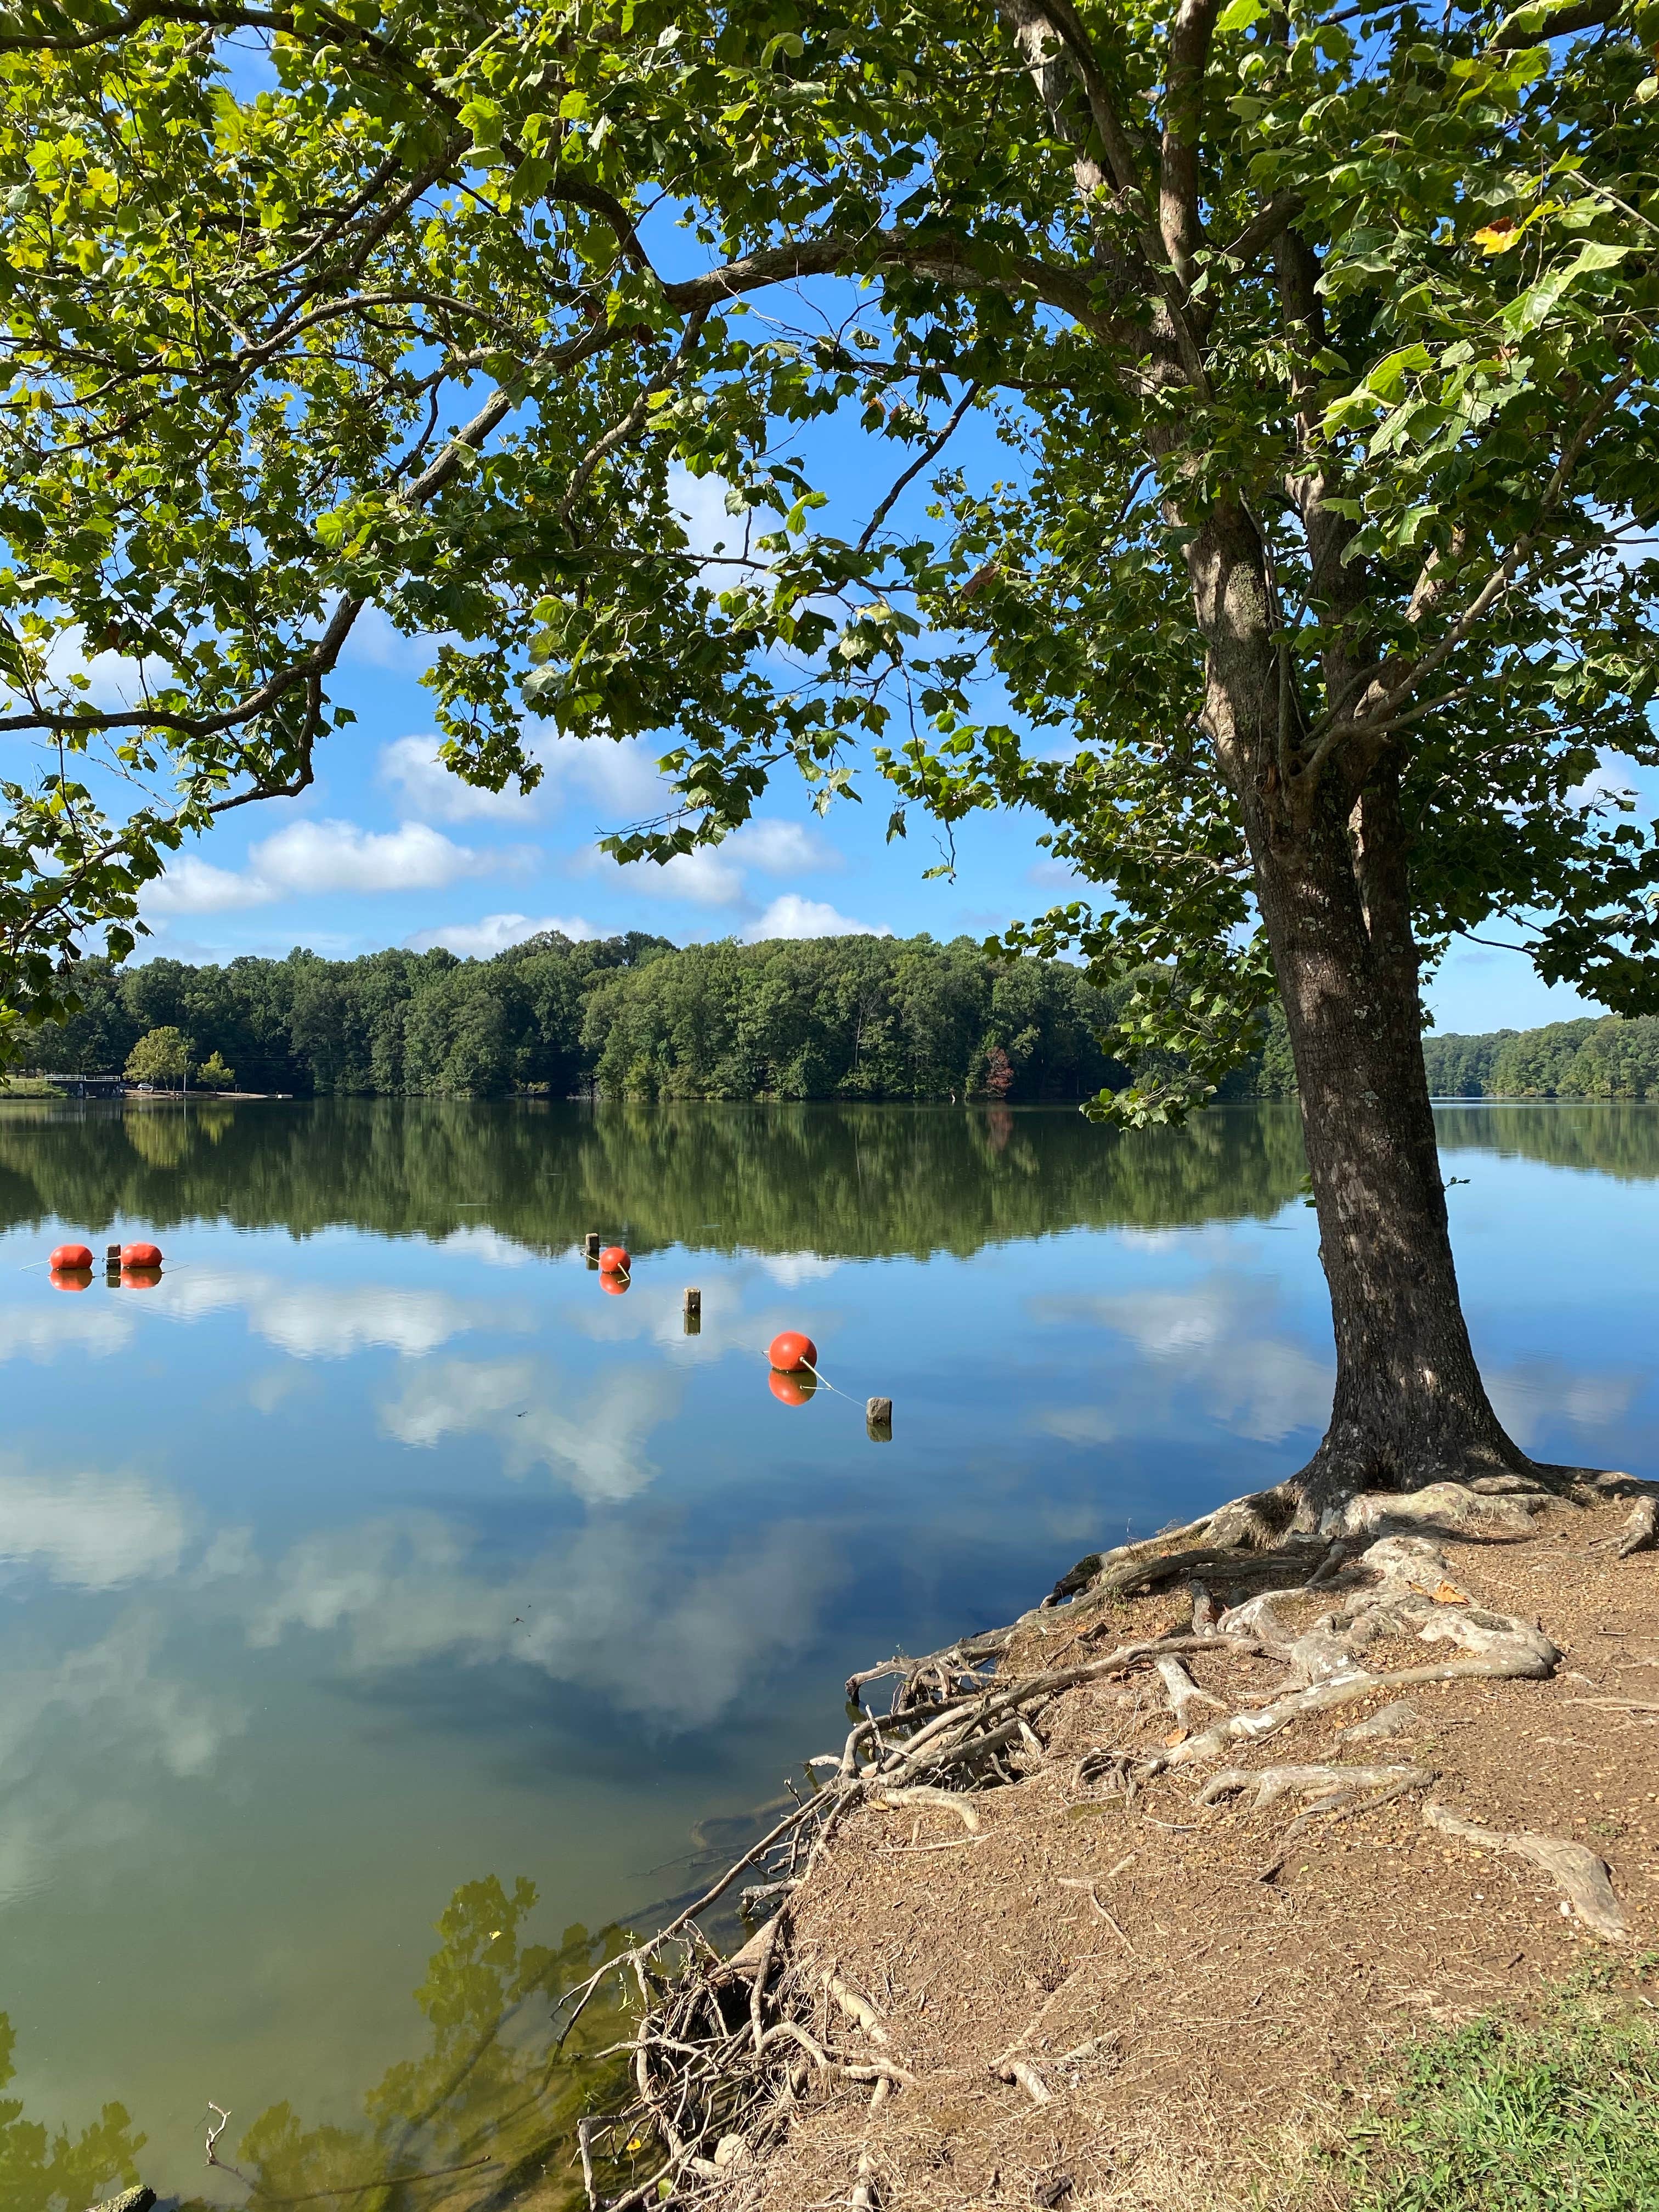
xmin=49 ymin=1267 xmax=93 ymax=1293
xmin=120 ymin=1240 xmax=162 ymax=1270
xmin=600 ymin=1272 xmax=630 ymax=1296
xmin=769 ymin=1366 xmax=818 ymax=1407
xmin=597 ymin=1245 xmax=630 ymax=1274
xmin=49 ymin=1242 xmax=94 ymax=1271
xmin=768 ymin=1329 xmax=817 ymax=1374
xmin=119 ymin=1267 xmax=162 ymax=1290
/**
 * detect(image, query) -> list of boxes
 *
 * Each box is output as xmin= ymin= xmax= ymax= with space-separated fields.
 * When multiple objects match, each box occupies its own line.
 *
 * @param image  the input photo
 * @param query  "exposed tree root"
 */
xmin=1615 ymin=1496 xmax=1657 ymax=1558
xmin=563 ymin=1506 xmax=1598 ymax=2204
xmin=1039 ymin=1464 xmax=1654 ymax=1638
xmin=1199 ymin=1763 xmax=1434 ymax=1816
xmin=1423 ymin=1801 xmax=1630 ymax=1944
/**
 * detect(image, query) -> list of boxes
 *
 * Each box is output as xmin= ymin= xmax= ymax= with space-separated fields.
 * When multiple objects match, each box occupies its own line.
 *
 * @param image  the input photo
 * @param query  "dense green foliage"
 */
xmin=3 ymin=0 xmax=1658 ymax=1109
xmin=1342 ymin=1993 xmax=1659 ymax=2212
xmin=123 ymin=1023 xmax=190 ymax=1090
xmin=1424 ymin=1014 xmax=1659 ymax=1097
xmin=24 ymin=932 xmax=1160 ymax=1102
xmin=581 ymin=933 xmax=1131 ymax=1101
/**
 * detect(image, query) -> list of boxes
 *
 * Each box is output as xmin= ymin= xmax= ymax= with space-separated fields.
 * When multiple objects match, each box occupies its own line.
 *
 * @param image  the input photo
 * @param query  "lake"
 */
xmin=1 ymin=1098 xmax=1655 ymax=2206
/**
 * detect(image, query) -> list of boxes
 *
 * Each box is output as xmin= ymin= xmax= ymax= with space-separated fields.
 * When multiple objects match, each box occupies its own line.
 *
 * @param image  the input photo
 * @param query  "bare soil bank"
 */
xmin=681 ymin=1497 xmax=1656 ymax=2212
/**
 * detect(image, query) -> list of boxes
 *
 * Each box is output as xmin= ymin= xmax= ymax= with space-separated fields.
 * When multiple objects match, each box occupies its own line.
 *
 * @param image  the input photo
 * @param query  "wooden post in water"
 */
xmin=867 ymin=1396 xmax=893 ymax=1441
xmin=584 ymin=1232 xmax=601 ymax=1260
xmin=684 ymin=1286 xmax=701 ymax=1335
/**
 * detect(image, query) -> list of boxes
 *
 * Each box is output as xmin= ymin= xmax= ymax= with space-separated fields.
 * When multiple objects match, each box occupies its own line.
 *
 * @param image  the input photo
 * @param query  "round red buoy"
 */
xmin=768 ymin=1329 xmax=817 ymax=1374
xmin=49 ymin=1243 xmax=94 ymax=1271
xmin=49 ymin=1267 xmax=93 ymax=1293
xmin=120 ymin=1241 xmax=163 ymax=1269
xmin=119 ymin=1266 xmax=162 ymax=1290
xmin=598 ymin=1245 xmax=630 ymax=1274
xmin=601 ymin=1272 xmax=630 ymax=1296
xmin=769 ymin=1366 xmax=818 ymax=1407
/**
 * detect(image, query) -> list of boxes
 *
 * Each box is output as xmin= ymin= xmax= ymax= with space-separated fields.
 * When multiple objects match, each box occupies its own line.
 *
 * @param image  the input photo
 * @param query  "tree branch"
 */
xmin=1161 ymin=0 xmax=1222 ymax=288
xmin=858 ymin=382 xmax=983 ymax=552
xmin=1290 ymin=374 xmax=1634 ymax=797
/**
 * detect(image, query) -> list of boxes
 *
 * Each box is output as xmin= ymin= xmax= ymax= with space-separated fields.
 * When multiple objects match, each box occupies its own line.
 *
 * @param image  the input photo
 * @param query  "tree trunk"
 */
xmin=1244 ymin=766 xmax=1532 ymax=1518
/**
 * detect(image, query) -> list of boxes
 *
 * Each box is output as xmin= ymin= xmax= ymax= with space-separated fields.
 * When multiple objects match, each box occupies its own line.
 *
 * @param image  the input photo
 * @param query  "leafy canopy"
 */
xmin=3 ymin=0 xmax=1658 ymax=1105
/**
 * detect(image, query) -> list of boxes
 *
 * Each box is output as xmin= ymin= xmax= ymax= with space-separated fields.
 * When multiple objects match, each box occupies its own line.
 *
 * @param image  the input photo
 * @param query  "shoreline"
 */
xmin=581 ymin=1482 xmax=1658 ymax=2211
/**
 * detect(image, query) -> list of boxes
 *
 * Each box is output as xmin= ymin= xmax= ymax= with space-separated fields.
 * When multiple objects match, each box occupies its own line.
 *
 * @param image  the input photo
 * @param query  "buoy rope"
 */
xmin=752 ymin=1341 xmax=877 ymax=1416
xmin=797 ymin=1357 xmax=858 ymax=1404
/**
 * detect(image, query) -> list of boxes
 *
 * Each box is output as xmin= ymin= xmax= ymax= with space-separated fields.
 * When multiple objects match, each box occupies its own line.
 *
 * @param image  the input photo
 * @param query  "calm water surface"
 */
xmin=1 ymin=1099 xmax=1655 ymax=2204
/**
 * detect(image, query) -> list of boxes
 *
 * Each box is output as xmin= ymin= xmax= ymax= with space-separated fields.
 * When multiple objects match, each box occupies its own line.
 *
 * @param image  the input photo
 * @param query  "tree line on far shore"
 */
xmin=20 ymin=929 xmax=1639 ymax=1105
xmin=21 ymin=932 xmax=1301 ymax=1103
xmin=1421 ymin=1018 xmax=1659 ymax=1100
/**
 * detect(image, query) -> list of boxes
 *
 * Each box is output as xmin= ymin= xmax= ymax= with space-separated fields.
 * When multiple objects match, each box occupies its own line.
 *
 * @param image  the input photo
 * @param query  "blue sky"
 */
xmin=71 ymin=240 xmax=1618 ymax=1038
xmin=125 ymin=586 xmax=1613 ymax=1035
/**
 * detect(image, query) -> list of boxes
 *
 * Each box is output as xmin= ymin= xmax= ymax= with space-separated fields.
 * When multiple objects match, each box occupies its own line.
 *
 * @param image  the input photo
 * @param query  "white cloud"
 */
xmin=380 ymin=735 xmax=544 ymax=824
xmin=604 ymin=816 xmax=844 ymax=915
xmin=621 ymin=845 xmax=747 ymax=908
xmin=406 ymin=911 xmax=597 ymax=957
xmin=0 ymin=1468 xmax=187 ymax=1588
xmin=250 ymin=1507 xmax=840 ymax=1731
xmin=666 ymin=464 xmax=748 ymax=590
xmin=744 ymin=894 xmax=893 ymax=941
xmin=339 ymin=603 xmax=458 ymax=676
xmin=257 ymin=817 xmax=494 ymax=896
xmin=1484 ymin=1359 xmax=1641 ymax=1453
xmin=752 ymin=1252 xmax=842 ymax=1287
xmin=737 ymin=821 xmax=837 ymax=874
xmin=144 ymin=853 xmax=274 ymax=915
xmin=435 ymin=1225 xmax=537 ymax=1268
xmin=145 ymin=816 xmax=507 ymax=915
xmin=0 ymin=1301 xmax=134 ymax=1362
xmin=149 ymin=1267 xmax=518 ymax=1359
xmin=379 ymin=1355 xmax=678 ymax=1504
xmin=1033 ymin=1276 xmax=1334 ymax=1446
xmin=24 ymin=625 xmax=150 ymax=714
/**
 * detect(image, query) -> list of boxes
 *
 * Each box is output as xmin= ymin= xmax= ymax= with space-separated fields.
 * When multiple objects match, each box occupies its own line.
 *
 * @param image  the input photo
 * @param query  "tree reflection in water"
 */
xmin=7 ymin=1877 xmax=634 ymax=2212
xmin=0 ymin=2011 xmax=147 ymax=2212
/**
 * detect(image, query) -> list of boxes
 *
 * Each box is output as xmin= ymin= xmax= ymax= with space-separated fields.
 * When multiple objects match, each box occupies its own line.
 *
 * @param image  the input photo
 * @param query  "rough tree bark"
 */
xmin=1189 ymin=500 xmax=1540 ymax=1522
xmin=1250 ymin=782 xmax=1530 ymax=1512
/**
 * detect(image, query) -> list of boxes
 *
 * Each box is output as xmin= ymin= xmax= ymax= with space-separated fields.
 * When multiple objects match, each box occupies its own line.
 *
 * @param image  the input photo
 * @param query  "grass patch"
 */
xmin=0 ymin=1076 xmax=61 ymax=1097
xmin=1341 ymin=1987 xmax=1659 ymax=2211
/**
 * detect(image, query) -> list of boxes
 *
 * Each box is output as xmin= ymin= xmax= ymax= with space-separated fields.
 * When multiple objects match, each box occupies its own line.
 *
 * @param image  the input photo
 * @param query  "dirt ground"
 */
xmin=737 ymin=1498 xmax=1658 ymax=2212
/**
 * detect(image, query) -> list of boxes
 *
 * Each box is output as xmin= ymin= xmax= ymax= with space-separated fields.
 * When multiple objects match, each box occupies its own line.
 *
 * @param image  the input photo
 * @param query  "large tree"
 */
xmin=3 ymin=0 xmax=1657 ymax=1517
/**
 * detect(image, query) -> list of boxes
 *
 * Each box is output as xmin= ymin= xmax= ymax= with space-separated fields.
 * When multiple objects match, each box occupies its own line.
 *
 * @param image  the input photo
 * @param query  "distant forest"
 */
xmin=20 ymin=931 xmax=1640 ymax=1103
xmin=1421 ymin=1018 xmax=1659 ymax=1099
xmin=23 ymin=932 xmax=1301 ymax=1103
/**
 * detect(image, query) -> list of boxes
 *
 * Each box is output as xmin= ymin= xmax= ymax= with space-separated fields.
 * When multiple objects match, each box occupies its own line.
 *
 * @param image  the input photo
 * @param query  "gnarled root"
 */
xmin=1616 ymin=1496 xmax=1657 ymax=1558
xmin=1200 ymin=1763 xmax=1433 ymax=1817
xmin=1132 ymin=1536 xmax=1558 ymax=1778
xmin=1424 ymin=1801 xmax=1630 ymax=1944
xmin=1155 ymin=1655 xmax=1227 ymax=1732
xmin=1039 ymin=1469 xmax=1572 ymax=1629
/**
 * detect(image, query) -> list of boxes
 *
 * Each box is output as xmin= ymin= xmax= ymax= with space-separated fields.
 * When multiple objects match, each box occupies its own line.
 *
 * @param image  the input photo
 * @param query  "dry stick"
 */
xmin=1058 ymin=1880 xmax=1137 ymax=1953
xmin=749 ymin=1913 xmax=783 ymax=2054
xmin=872 ymin=1633 xmax=1265 ymax=1778
xmin=555 ymin=1793 xmax=824 ymax=2045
